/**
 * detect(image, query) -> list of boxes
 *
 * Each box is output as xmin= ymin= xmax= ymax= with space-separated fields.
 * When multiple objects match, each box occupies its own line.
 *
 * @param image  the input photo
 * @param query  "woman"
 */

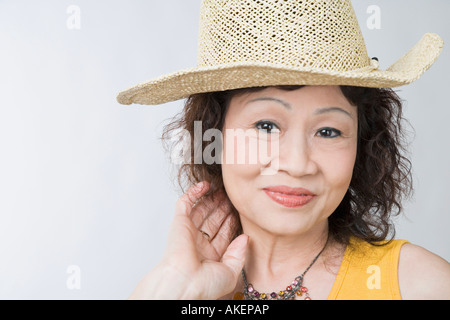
xmin=117 ymin=0 xmax=450 ymax=299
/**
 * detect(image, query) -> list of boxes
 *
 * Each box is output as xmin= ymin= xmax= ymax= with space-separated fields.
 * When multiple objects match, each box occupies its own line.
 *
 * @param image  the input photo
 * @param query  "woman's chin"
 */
xmin=242 ymin=214 xmax=320 ymax=238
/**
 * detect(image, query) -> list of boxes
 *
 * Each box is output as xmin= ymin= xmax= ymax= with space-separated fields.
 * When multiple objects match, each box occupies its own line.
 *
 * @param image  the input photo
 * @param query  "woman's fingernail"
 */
xmin=196 ymin=181 xmax=206 ymax=191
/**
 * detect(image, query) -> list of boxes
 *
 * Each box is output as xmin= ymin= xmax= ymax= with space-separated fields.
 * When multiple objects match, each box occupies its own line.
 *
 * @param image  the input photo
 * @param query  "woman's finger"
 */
xmin=220 ymin=234 xmax=249 ymax=282
xmin=189 ymin=189 xmax=225 ymax=228
xmin=197 ymin=192 xmax=231 ymax=237
xmin=174 ymin=181 xmax=209 ymax=217
xmin=210 ymin=213 xmax=238 ymax=256
xmin=164 ymin=181 xmax=210 ymax=261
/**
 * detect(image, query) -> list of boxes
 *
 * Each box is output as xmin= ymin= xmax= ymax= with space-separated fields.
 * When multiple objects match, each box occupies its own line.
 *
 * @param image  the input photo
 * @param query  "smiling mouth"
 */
xmin=263 ymin=190 xmax=316 ymax=208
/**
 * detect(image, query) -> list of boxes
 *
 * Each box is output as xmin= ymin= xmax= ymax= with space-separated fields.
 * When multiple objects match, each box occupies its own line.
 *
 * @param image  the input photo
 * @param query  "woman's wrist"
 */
xmin=129 ymin=263 xmax=198 ymax=300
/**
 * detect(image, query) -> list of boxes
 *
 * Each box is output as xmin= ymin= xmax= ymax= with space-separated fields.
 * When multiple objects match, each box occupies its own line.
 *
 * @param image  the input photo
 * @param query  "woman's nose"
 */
xmin=274 ymin=132 xmax=319 ymax=178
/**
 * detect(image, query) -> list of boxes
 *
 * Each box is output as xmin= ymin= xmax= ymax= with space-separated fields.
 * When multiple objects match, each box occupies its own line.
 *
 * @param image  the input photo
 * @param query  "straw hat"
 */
xmin=116 ymin=0 xmax=443 ymax=106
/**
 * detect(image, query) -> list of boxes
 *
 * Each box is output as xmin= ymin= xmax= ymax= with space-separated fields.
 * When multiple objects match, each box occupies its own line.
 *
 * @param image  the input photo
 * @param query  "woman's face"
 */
xmin=221 ymin=85 xmax=358 ymax=237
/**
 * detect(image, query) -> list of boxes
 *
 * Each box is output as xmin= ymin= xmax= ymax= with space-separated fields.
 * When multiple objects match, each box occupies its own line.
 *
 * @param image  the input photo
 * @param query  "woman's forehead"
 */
xmin=228 ymin=85 xmax=356 ymax=114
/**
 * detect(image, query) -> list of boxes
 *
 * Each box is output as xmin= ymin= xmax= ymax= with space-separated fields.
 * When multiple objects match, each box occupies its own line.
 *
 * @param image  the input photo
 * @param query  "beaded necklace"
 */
xmin=233 ymin=239 xmax=328 ymax=300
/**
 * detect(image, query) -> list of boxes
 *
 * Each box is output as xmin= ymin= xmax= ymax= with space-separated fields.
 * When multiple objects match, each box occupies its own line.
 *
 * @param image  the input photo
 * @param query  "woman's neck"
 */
xmin=240 ymin=219 xmax=335 ymax=294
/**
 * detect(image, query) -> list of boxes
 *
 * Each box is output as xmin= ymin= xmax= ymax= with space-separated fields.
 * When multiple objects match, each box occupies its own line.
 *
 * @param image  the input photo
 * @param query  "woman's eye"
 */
xmin=255 ymin=121 xmax=280 ymax=134
xmin=316 ymin=127 xmax=342 ymax=138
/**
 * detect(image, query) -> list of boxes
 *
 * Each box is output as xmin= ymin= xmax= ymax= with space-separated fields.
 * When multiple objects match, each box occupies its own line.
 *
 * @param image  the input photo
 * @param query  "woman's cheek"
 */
xmin=324 ymin=148 xmax=356 ymax=189
xmin=221 ymin=132 xmax=264 ymax=209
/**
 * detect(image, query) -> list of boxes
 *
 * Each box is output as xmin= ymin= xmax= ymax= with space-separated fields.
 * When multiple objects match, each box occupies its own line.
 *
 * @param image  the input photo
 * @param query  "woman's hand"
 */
xmin=129 ymin=181 xmax=248 ymax=300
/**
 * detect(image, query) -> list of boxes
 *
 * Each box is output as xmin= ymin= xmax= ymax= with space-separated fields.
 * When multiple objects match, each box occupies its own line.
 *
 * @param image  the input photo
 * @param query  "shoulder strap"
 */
xmin=328 ymin=237 xmax=409 ymax=300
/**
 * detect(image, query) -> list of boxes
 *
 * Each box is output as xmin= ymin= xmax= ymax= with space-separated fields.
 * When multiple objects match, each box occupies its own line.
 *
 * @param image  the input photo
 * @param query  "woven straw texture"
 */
xmin=198 ymin=0 xmax=369 ymax=71
xmin=117 ymin=0 xmax=443 ymax=105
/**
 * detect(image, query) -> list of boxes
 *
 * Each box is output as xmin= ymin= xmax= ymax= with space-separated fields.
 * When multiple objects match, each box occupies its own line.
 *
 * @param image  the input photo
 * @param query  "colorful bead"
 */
xmin=279 ymin=290 xmax=284 ymax=296
xmin=286 ymin=285 xmax=292 ymax=291
xmin=260 ymin=293 xmax=266 ymax=299
xmin=271 ymin=292 xmax=277 ymax=298
xmin=254 ymin=291 xmax=260 ymax=298
xmin=233 ymin=292 xmax=244 ymax=300
xmin=296 ymin=290 xmax=302 ymax=296
xmin=247 ymin=285 xmax=254 ymax=293
xmin=292 ymin=280 xmax=299 ymax=286
xmin=304 ymin=296 xmax=311 ymax=300
xmin=301 ymin=286 xmax=308 ymax=293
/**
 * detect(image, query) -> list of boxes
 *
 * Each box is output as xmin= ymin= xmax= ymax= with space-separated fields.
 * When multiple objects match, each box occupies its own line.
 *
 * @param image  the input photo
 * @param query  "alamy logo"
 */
xmin=366 ymin=265 xmax=381 ymax=289
xmin=66 ymin=5 xmax=81 ymax=30
xmin=169 ymin=121 xmax=280 ymax=175
xmin=366 ymin=5 xmax=381 ymax=30
xmin=66 ymin=265 xmax=81 ymax=290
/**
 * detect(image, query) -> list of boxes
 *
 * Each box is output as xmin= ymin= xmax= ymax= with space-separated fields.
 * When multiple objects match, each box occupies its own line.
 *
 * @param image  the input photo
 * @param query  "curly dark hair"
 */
xmin=161 ymin=85 xmax=413 ymax=246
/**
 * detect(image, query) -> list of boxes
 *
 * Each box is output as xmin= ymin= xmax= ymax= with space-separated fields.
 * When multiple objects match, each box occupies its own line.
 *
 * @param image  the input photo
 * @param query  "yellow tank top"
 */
xmin=327 ymin=237 xmax=409 ymax=300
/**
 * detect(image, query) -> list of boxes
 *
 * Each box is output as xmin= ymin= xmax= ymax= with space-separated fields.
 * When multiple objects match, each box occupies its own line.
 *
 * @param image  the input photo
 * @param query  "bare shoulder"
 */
xmin=398 ymin=243 xmax=450 ymax=300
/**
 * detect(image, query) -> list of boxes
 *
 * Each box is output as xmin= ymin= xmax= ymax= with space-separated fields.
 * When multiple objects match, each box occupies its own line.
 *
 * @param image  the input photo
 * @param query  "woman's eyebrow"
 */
xmin=246 ymin=97 xmax=353 ymax=119
xmin=314 ymin=106 xmax=353 ymax=119
xmin=246 ymin=97 xmax=292 ymax=110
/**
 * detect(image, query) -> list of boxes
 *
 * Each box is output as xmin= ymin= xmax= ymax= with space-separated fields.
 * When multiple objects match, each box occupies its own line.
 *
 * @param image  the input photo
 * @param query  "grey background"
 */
xmin=0 ymin=0 xmax=448 ymax=299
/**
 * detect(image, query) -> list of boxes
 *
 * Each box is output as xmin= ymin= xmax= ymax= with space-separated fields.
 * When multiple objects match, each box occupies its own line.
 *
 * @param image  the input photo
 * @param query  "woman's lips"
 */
xmin=263 ymin=186 xmax=316 ymax=208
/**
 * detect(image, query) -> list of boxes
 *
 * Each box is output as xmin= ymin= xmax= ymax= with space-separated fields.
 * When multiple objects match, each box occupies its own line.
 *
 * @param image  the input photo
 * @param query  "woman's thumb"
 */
xmin=221 ymin=234 xmax=249 ymax=279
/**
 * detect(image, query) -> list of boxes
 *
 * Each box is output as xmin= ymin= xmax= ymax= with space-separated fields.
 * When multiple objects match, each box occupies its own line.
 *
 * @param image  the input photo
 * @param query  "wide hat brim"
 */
xmin=117 ymin=33 xmax=443 ymax=106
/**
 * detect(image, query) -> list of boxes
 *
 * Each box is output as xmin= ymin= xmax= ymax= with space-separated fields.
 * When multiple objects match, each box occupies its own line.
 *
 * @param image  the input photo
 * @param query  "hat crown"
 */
xmin=197 ymin=0 xmax=370 ymax=71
